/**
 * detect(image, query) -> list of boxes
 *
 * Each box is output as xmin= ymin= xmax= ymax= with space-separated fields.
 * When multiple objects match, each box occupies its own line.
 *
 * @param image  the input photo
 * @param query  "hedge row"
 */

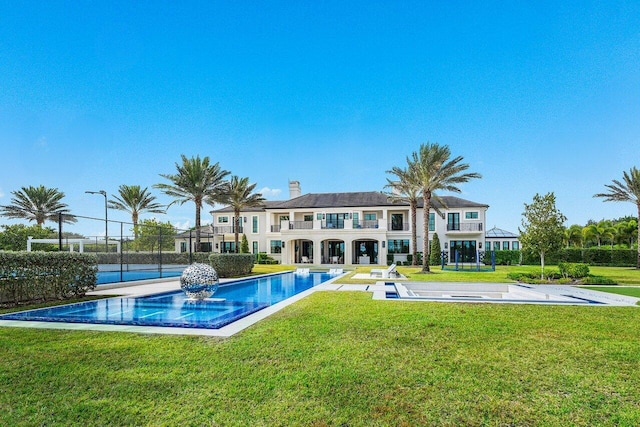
xmin=95 ymin=252 xmax=211 ymax=265
xmin=0 ymin=251 xmax=97 ymax=305
xmin=481 ymin=248 xmax=637 ymax=267
xmin=208 ymin=253 xmax=255 ymax=277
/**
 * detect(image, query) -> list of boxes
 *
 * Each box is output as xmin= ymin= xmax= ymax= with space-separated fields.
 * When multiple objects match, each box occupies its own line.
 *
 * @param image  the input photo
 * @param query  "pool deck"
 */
xmin=1 ymin=276 xmax=637 ymax=337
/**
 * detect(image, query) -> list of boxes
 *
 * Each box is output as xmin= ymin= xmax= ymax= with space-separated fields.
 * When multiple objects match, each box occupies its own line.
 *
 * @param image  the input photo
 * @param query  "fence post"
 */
xmin=58 ymin=212 xmax=63 ymax=251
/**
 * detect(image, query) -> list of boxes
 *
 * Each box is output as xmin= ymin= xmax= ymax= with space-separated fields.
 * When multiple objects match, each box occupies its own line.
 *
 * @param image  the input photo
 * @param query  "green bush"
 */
xmin=558 ymin=262 xmax=590 ymax=279
xmin=484 ymin=250 xmax=521 ymax=265
xmin=209 ymin=253 xmax=255 ymax=277
xmin=582 ymin=275 xmax=617 ymax=285
xmin=0 ymin=251 xmax=97 ymax=305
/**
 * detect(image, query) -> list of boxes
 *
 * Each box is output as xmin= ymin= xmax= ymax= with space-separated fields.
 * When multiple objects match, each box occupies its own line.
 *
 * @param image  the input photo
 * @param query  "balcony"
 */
xmin=212 ymin=225 xmax=243 ymax=234
xmin=288 ymin=221 xmax=313 ymax=230
xmin=354 ymin=220 xmax=379 ymax=229
xmin=387 ymin=222 xmax=409 ymax=231
xmin=446 ymin=223 xmax=483 ymax=232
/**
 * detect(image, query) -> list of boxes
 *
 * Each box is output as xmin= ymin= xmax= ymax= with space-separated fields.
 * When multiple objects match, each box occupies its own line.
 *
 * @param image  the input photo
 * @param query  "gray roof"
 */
xmin=211 ymin=191 xmax=488 ymax=212
xmin=485 ymin=227 xmax=519 ymax=238
xmin=211 ymin=200 xmax=284 ymax=213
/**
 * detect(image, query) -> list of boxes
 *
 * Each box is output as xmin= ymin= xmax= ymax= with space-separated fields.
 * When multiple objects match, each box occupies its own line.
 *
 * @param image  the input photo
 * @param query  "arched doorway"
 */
xmin=321 ymin=239 xmax=345 ymax=264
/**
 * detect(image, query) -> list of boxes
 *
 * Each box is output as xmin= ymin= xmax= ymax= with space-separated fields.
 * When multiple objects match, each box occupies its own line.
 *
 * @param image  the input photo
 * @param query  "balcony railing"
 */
xmin=270 ymin=225 xmax=281 ymax=232
xmin=212 ymin=225 xmax=243 ymax=234
xmin=446 ymin=223 xmax=483 ymax=232
xmin=387 ymin=223 xmax=409 ymax=231
xmin=354 ymin=220 xmax=379 ymax=229
xmin=288 ymin=221 xmax=313 ymax=230
xmin=321 ymin=220 xmax=344 ymax=229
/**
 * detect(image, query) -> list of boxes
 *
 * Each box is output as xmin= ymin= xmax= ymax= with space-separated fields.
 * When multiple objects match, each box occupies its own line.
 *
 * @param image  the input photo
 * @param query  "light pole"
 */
xmin=86 ymin=190 xmax=108 ymax=253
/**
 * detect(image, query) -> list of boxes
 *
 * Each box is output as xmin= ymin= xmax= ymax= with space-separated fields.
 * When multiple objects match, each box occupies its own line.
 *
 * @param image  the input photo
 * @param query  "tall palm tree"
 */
xmin=154 ymin=155 xmax=230 ymax=252
xmin=214 ymin=176 xmax=265 ymax=253
xmin=107 ymin=185 xmax=166 ymax=240
xmin=564 ymin=224 xmax=583 ymax=248
xmin=594 ymin=166 xmax=640 ymax=268
xmin=385 ymin=164 xmax=420 ymax=265
xmin=410 ymin=143 xmax=481 ymax=273
xmin=0 ymin=185 xmax=76 ymax=226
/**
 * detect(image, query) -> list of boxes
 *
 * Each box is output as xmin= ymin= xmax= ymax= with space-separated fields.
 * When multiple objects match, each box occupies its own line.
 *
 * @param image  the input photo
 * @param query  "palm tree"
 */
xmin=409 ymin=143 xmax=481 ymax=273
xmin=154 ymin=155 xmax=230 ymax=252
xmin=0 ymin=185 xmax=76 ymax=226
xmin=385 ymin=164 xmax=420 ymax=265
xmin=214 ymin=176 xmax=265 ymax=253
xmin=594 ymin=166 xmax=640 ymax=268
xmin=564 ymin=224 xmax=583 ymax=248
xmin=107 ymin=185 xmax=166 ymax=240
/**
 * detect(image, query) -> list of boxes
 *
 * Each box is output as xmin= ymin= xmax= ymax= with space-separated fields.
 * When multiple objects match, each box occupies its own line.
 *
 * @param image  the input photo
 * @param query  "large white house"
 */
xmin=177 ymin=181 xmax=490 ymax=266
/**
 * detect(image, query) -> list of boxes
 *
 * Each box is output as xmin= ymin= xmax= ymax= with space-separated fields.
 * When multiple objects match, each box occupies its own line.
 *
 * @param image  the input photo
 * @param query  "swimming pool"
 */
xmin=0 ymin=272 xmax=332 ymax=329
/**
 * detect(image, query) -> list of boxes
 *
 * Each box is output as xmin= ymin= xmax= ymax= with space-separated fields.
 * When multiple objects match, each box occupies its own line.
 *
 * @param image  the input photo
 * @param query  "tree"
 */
xmin=429 ymin=233 xmax=442 ymax=267
xmin=108 ymin=185 xmax=165 ymax=241
xmin=0 ymin=224 xmax=56 ymax=251
xmin=385 ymin=164 xmax=420 ymax=265
xmin=135 ymin=218 xmax=176 ymax=252
xmin=240 ymin=234 xmax=250 ymax=254
xmin=519 ymin=192 xmax=566 ymax=279
xmin=0 ymin=185 xmax=76 ymax=226
xmin=594 ymin=166 xmax=640 ymax=268
xmin=214 ymin=176 xmax=265 ymax=253
xmin=410 ymin=142 xmax=481 ymax=273
xmin=154 ymin=155 xmax=229 ymax=252
xmin=564 ymin=224 xmax=583 ymax=248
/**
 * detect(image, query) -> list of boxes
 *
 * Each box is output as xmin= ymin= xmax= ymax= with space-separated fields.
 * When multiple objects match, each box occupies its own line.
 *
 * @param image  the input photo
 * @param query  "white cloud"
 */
xmin=258 ymin=187 xmax=282 ymax=199
xmin=173 ymin=220 xmax=192 ymax=231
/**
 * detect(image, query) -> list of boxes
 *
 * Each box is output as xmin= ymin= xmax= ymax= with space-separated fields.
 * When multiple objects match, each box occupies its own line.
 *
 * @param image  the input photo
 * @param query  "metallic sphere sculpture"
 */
xmin=180 ymin=263 xmax=219 ymax=300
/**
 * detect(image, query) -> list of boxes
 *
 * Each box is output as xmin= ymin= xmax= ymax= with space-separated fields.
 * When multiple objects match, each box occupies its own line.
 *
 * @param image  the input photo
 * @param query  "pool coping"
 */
xmin=0 ymin=271 xmax=346 ymax=337
xmin=1 ymin=276 xmax=637 ymax=336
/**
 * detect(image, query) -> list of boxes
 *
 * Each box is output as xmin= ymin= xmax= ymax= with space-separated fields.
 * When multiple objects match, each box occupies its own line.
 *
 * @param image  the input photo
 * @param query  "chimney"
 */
xmin=289 ymin=180 xmax=301 ymax=199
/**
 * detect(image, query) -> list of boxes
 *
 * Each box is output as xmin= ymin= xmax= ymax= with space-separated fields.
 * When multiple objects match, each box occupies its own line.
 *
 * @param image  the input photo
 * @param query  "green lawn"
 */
xmin=582 ymin=286 xmax=640 ymax=299
xmin=1 ymin=292 xmax=639 ymax=425
xmin=335 ymin=265 xmax=640 ymax=285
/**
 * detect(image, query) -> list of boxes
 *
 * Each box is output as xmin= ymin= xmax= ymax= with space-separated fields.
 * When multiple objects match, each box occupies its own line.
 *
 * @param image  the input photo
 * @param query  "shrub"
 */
xmin=484 ymin=250 xmax=521 ymax=266
xmin=0 ymin=251 xmax=97 ymax=305
xmin=558 ymin=262 xmax=590 ymax=279
xmin=209 ymin=253 xmax=255 ymax=277
xmin=582 ymin=275 xmax=617 ymax=285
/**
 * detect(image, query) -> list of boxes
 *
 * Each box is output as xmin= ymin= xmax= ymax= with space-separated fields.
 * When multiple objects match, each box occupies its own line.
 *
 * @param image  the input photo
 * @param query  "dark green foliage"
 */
xmin=255 ymin=252 xmax=278 ymax=264
xmin=0 ymin=224 xmax=57 ymax=251
xmin=0 ymin=251 xmax=96 ymax=305
xmin=581 ymin=275 xmax=617 ymax=285
xmin=429 ymin=233 xmax=441 ymax=266
xmin=95 ymin=252 xmax=210 ymax=265
xmin=558 ymin=262 xmax=590 ymax=279
xmin=240 ymin=234 xmax=250 ymax=254
xmin=483 ymin=250 xmax=521 ymax=265
xmin=387 ymin=254 xmax=394 ymax=265
xmin=209 ymin=253 xmax=255 ymax=277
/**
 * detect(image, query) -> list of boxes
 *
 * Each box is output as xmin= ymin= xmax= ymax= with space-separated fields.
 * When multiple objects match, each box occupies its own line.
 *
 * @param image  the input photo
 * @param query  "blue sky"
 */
xmin=1 ymin=0 xmax=639 ymax=237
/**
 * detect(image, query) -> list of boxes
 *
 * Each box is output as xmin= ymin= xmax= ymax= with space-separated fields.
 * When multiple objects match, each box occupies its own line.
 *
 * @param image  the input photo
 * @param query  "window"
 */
xmin=447 ymin=213 xmax=460 ymax=231
xmin=221 ymin=242 xmax=236 ymax=253
xmin=200 ymin=242 xmax=212 ymax=252
xmin=304 ymin=214 xmax=313 ymax=222
xmin=252 ymin=241 xmax=258 ymax=254
xmin=218 ymin=216 xmax=229 ymax=223
xmin=465 ymin=211 xmax=479 ymax=219
xmin=503 ymin=241 xmax=510 ymax=250
xmin=493 ymin=241 xmax=500 ymax=250
xmin=252 ymin=216 xmax=258 ymax=233
xmin=180 ymin=242 xmax=187 ymax=253
xmin=512 ymin=241 xmax=520 ymax=250
xmin=387 ymin=239 xmax=409 ymax=254
xmin=429 ymin=212 xmax=435 ymax=231
xmin=317 ymin=213 xmax=323 ymax=220
xmin=449 ymin=240 xmax=477 ymax=262
xmin=270 ymin=240 xmax=282 ymax=254
xmin=364 ymin=213 xmax=376 ymax=220
xmin=391 ymin=213 xmax=404 ymax=231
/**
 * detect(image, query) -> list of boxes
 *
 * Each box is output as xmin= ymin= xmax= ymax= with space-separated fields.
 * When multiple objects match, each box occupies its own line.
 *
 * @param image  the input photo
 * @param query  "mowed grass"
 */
xmin=582 ymin=286 xmax=640 ymax=299
xmin=336 ymin=265 xmax=640 ymax=285
xmin=1 ymin=292 xmax=639 ymax=426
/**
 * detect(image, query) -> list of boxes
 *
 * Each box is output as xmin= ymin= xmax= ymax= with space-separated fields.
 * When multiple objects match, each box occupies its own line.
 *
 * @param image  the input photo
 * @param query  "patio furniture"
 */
xmin=370 ymin=264 xmax=397 ymax=278
xmin=302 ymin=256 xmax=310 ymax=263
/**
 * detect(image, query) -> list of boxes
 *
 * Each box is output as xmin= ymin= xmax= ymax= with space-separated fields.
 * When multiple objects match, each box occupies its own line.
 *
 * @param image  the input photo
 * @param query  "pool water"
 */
xmin=0 ymin=272 xmax=332 ymax=329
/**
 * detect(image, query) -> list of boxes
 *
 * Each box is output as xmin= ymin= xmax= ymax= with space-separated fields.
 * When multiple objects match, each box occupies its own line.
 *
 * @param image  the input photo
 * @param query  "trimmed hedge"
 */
xmin=0 ymin=251 xmax=97 ymax=305
xmin=483 ymin=250 xmax=521 ymax=265
xmin=209 ymin=253 xmax=255 ymax=278
xmin=96 ymin=252 xmax=210 ymax=265
xmin=558 ymin=262 xmax=590 ymax=279
xmin=510 ymin=248 xmax=637 ymax=267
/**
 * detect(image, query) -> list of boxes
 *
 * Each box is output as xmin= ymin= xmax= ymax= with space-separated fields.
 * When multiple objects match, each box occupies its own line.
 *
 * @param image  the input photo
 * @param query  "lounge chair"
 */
xmin=370 ymin=263 xmax=397 ymax=278
xmin=295 ymin=268 xmax=310 ymax=275
xmin=329 ymin=268 xmax=343 ymax=275
xmin=301 ymin=256 xmax=310 ymax=263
